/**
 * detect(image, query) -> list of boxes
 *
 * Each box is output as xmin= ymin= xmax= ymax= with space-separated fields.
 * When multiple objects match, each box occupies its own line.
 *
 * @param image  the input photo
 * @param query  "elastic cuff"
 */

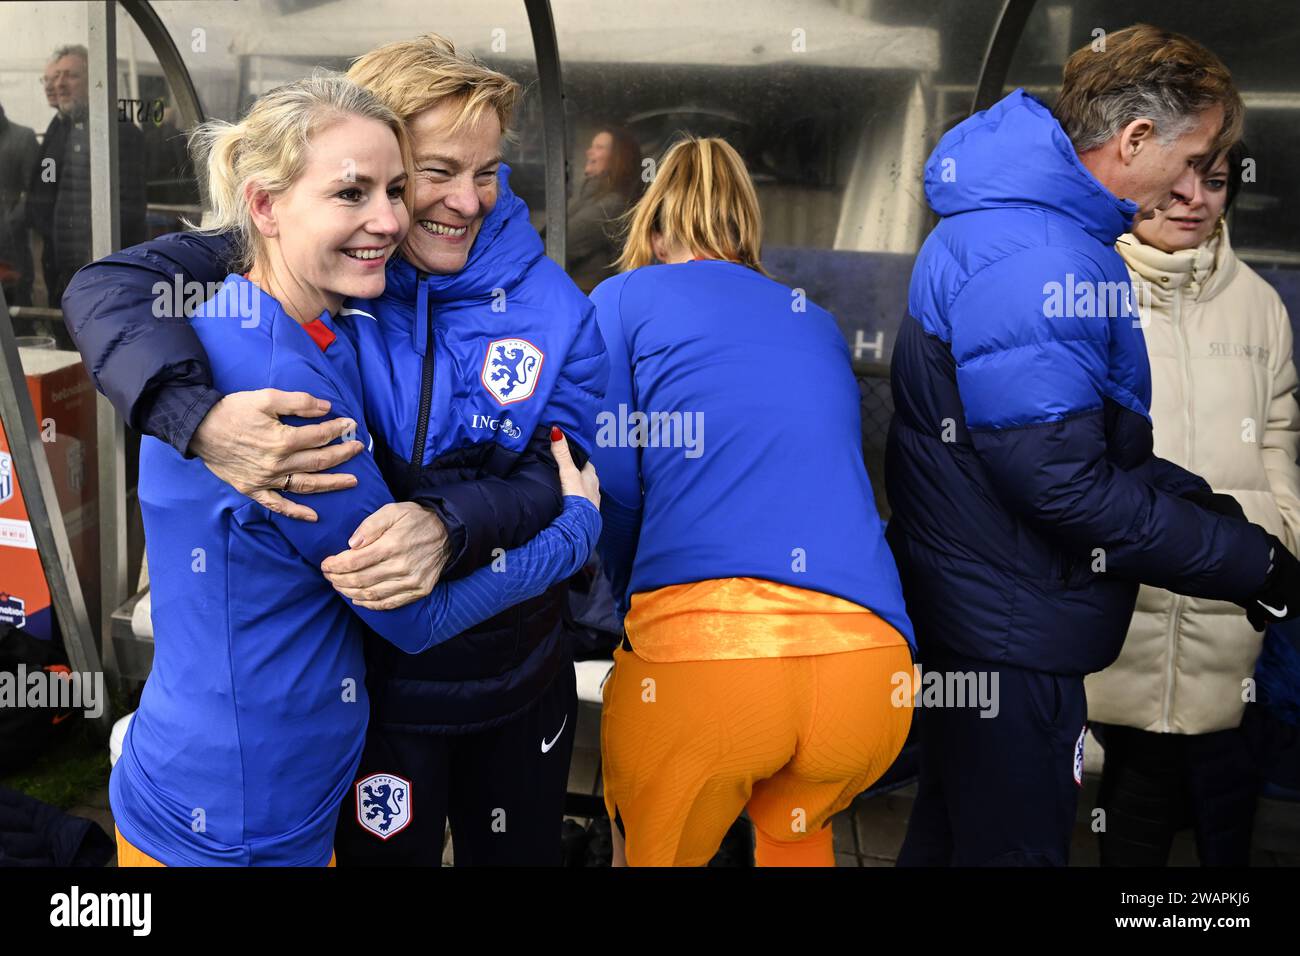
xmin=169 ymin=386 xmax=224 ymax=459
xmin=413 ymin=496 xmax=469 ymax=575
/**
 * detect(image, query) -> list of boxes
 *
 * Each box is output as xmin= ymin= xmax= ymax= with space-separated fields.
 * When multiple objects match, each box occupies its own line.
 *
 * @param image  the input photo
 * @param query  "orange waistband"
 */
xmin=624 ymin=577 xmax=907 ymax=663
xmin=114 ymin=826 xmax=337 ymax=867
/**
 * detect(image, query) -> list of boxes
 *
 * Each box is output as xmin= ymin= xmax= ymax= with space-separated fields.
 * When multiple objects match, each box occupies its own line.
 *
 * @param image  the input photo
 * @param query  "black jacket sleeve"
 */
xmin=971 ymin=409 xmax=1272 ymax=602
xmin=410 ymin=424 xmax=569 ymax=581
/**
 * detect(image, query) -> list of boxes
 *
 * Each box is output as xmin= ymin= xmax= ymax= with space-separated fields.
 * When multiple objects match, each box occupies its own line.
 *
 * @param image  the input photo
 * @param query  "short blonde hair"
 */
xmin=347 ymin=33 xmax=520 ymax=136
xmin=616 ymin=136 xmax=765 ymax=274
xmin=189 ymin=70 xmax=414 ymax=271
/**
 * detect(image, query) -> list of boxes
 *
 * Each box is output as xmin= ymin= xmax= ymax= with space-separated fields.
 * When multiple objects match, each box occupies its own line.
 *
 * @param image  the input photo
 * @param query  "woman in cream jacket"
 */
xmin=1087 ymin=143 xmax=1300 ymax=866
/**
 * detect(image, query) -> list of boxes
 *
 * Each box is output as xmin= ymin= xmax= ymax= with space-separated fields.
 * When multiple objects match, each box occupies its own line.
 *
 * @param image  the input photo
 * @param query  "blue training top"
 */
xmin=589 ymin=260 xmax=913 ymax=648
xmin=111 ymin=275 xmax=600 ymax=866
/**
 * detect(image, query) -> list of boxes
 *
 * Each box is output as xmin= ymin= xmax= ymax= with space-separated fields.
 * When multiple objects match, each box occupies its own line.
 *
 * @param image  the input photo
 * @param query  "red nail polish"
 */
xmin=551 ymin=426 xmax=563 ymax=442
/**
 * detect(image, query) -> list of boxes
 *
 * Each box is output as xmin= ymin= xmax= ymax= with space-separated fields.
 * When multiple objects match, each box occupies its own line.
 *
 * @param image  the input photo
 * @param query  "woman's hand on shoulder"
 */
xmin=189 ymin=388 xmax=364 ymax=521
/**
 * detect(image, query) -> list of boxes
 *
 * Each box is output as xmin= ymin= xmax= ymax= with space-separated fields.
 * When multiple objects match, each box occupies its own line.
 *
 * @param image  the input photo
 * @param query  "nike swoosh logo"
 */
xmin=367 ymin=433 xmax=374 ymax=452
xmin=1258 ymin=600 xmax=1288 ymax=618
xmin=541 ymin=714 xmax=568 ymax=754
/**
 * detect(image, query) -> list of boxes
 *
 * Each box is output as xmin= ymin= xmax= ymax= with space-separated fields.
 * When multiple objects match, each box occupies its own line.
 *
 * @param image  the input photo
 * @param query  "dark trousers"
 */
xmin=1092 ymin=720 xmax=1258 ymax=866
xmin=333 ymin=661 xmax=578 ymax=866
xmin=897 ymin=648 xmax=1087 ymax=866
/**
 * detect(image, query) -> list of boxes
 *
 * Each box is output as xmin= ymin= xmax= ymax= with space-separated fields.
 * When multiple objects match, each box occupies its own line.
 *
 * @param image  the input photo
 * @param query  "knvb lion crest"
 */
xmin=355 ymin=772 xmax=412 ymax=840
xmin=481 ymin=338 xmax=544 ymax=406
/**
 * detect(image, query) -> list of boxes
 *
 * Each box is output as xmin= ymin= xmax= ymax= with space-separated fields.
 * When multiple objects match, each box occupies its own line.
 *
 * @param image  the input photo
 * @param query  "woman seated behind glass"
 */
xmin=565 ymin=125 xmax=642 ymax=292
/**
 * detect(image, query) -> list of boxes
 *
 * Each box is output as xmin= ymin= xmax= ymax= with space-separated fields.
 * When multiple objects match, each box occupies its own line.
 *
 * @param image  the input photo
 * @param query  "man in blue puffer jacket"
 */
xmin=887 ymin=24 xmax=1300 ymax=866
xmin=61 ymin=36 xmax=607 ymax=866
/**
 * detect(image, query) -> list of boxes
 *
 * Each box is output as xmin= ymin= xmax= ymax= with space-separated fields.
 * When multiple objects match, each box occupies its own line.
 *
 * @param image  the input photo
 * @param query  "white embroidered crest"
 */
xmin=355 ymin=772 xmax=412 ymax=840
xmin=481 ymin=338 xmax=544 ymax=406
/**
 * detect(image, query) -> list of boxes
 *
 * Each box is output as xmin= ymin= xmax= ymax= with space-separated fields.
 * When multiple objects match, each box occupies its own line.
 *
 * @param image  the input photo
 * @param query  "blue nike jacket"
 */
xmin=112 ymin=274 xmax=599 ymax=865
xmin=63 ymin=167 xmax=608 ymax=731
xmin=885 ymin=89 xmax=1272 ymax=675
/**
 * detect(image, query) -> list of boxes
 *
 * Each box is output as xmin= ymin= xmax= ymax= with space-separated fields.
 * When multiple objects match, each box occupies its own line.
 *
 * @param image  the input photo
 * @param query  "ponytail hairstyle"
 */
xmin=187 ymin=69 xmax=414 ymax=271
xmin=615 ymin=136 xmax=765 ymax=274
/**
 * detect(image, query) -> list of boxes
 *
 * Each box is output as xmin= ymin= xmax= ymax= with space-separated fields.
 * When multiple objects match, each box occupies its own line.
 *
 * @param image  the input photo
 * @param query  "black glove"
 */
xmin=1242 ymin=535 xmax=1300 ymax=631
xmin=1182 ymin=488 xmax=1248 ymax=522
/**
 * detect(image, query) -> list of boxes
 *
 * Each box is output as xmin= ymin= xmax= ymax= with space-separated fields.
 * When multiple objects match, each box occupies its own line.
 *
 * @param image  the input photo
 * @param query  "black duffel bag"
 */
xmin=0 ymin=622 xmax=75 ymax=775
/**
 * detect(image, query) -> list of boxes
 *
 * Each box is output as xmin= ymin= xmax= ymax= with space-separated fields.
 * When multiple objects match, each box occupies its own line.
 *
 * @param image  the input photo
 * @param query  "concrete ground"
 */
xmin=77 ymin=701 xmax=1299 ymax=866
xmin=562 ymin=701 xmax=1297 ymax=867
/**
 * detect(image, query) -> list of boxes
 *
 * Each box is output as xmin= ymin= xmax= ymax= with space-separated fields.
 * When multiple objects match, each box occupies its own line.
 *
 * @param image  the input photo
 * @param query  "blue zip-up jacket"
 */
xmin=590 ymin=260 xmax=914 ymax=648
xmin=885 ymin=89 xmax=1273 ymax=675
xmin=63 ymin=167 xmax=608 ymax=732
xmin=112 ymin=275 xmax=600 ymax=866
xmin=344 ymin=178 xmax=608 ymax=731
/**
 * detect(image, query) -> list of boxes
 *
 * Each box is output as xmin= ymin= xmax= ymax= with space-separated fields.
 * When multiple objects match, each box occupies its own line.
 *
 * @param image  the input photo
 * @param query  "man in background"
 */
xmin=27 ymin=44 xmax=145 ymax=306
xmin=0 ymin=100 xmax=37 ymax=306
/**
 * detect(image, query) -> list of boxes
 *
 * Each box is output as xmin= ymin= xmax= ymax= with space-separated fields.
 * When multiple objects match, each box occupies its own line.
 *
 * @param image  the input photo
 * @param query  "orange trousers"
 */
xmin=601 ymin=641 xmax=914 ymax=866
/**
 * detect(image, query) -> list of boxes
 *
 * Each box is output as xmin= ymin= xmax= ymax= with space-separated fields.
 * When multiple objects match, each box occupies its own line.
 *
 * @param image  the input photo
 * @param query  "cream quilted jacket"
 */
xmin=1087 ymin=226 xmax=1300 ymax=734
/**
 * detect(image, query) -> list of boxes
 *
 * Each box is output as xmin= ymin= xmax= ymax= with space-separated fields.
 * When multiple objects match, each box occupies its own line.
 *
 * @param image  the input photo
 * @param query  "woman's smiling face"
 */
xmin=249 ymin=113 xmax=408 ymax=316
xmin=585 ymin=131 xmax=612 ymax=178
xmin=401 ymin=101 xmax=504 ymax=275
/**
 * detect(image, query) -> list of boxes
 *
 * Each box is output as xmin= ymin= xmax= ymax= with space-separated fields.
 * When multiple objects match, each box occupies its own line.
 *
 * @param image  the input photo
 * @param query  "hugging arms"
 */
xmin=63 ymin=228 xmax=587 ymax=607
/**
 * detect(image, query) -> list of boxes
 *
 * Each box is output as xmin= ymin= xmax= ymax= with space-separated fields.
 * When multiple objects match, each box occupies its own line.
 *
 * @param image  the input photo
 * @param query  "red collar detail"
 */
xmin=301 ymin=319 xmax=336 ymax=352
xmin=241 ymin=274 xmax=335 ymax=352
